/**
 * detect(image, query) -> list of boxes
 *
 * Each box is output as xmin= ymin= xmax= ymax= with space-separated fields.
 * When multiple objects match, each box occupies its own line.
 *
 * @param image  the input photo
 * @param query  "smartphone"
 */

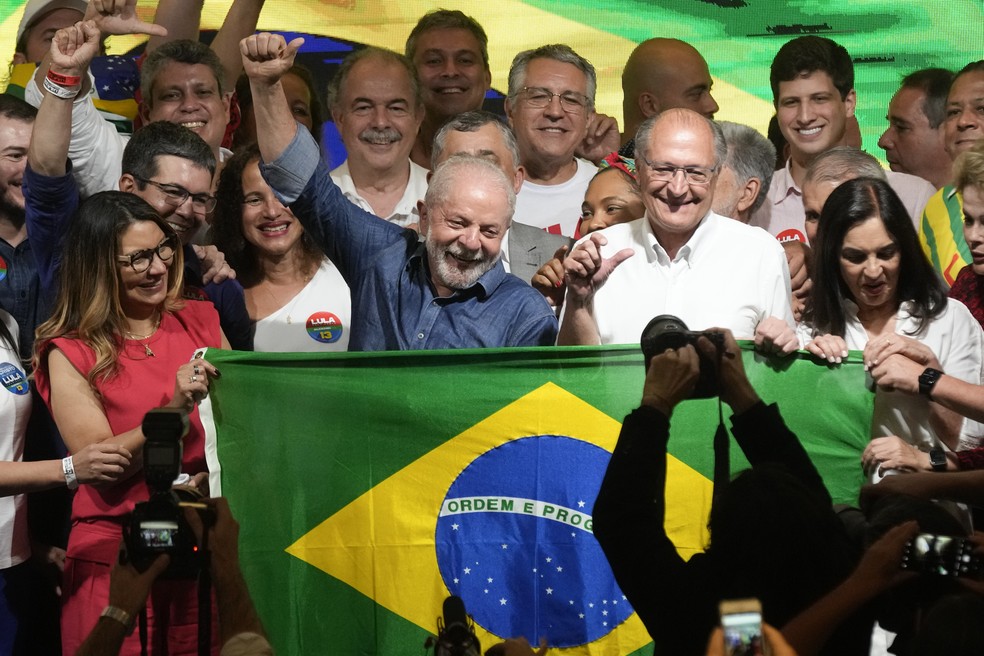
xmin=902 ymin=533 xmax=983 ymax=578
xmin=719 ymin=598 xmax=763 ymax=656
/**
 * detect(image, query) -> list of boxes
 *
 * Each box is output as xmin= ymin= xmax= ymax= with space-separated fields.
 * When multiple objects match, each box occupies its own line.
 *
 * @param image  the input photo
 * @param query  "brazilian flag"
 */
xmin=200 ymin=344 xmax=871 ymax=655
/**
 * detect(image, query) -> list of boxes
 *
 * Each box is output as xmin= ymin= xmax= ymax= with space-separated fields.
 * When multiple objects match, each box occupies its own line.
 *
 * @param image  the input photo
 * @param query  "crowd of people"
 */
xmin=1 ymin=0 xmax=984 ymax=654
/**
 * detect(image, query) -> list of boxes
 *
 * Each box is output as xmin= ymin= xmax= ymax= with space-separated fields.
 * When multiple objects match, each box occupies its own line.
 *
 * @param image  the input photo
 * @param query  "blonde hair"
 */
xmin=953 ymin=140 xmax=984 ymax=195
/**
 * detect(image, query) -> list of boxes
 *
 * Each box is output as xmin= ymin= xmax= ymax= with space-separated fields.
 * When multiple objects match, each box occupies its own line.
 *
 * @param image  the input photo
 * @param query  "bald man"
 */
xmin=618 ymin=38 xmax=719 ymax=157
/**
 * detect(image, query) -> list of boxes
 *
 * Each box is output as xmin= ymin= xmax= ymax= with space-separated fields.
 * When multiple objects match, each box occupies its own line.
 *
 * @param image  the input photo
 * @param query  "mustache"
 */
xmin=446 ymin=242 xmax=484 ymax=263
xmin=359 ymin=127 xmax=402 ymax=145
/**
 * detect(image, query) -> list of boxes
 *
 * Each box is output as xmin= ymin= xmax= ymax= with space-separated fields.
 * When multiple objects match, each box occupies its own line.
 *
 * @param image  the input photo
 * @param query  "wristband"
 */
xmin=42 ymin=75 xmax=81 ymax=100
xmin=46 ymin=69 xmax=82 ymax=86
xmin=100 ymin=606 xmax=135 ymax=633
xmin=62 ymin=456 xmax=79 ymax=490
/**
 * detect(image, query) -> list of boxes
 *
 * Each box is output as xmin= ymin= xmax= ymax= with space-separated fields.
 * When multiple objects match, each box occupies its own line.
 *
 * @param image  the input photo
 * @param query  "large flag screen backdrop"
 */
xmin=200 ymin=344 xmax=872 ymax=655
xmin=2 ymin=1 xmax=981 ymax=159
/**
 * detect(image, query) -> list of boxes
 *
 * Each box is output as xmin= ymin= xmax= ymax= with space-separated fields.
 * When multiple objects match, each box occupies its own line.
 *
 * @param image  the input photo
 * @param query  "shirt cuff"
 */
xmin=258 ymin=125 xmax=320 ymax=205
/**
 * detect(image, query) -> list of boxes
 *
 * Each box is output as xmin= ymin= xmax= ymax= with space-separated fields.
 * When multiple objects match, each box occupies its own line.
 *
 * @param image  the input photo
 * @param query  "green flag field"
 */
xmin=199 ymin=344 xmax=872 ymax=655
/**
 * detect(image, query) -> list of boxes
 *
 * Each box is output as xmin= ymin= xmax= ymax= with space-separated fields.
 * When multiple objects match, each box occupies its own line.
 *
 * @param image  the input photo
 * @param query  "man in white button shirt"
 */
xmin=558 ymin=108 xmax=794 ymax=346
xmin=327 ymin=47 xmax=428 ymax=229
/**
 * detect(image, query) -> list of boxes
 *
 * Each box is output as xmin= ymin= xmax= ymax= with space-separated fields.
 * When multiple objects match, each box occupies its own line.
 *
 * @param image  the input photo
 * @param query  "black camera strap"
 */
xmin=139 ymin=607 xmax=149 ymax=656
xmin=198 ymin=523 xmax=212 ymax=656
xmin=712 ymin=398 xmax=730 ymax=501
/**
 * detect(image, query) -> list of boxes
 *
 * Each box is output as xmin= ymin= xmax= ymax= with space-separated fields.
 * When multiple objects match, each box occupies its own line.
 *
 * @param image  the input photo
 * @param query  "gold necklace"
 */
xmin=124 ymin=313 xmax=162 ymax=357
xmin=262 ymin=275 xmax=311 ymax=325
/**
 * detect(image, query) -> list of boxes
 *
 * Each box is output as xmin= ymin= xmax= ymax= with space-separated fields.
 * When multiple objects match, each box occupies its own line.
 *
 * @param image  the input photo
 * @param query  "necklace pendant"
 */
xmin=286 ymin=315 xmax=292 ymax=325
xmin=144 ymin=344 xmax=155 ymax=357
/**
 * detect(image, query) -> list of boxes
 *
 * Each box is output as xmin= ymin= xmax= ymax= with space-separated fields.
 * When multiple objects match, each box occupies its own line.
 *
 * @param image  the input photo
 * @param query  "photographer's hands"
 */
xmin=641 ymin=345 xmax=699 ymax=416
xmin=700 ymin=328 xmax=760 ymax=415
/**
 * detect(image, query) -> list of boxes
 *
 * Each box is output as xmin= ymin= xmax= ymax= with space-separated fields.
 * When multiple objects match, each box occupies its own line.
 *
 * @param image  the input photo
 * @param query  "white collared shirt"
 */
xmin=562 ymin=212 xmax=794 ymax=344
xmin=329 ymin=159 xmax=429 ymax=228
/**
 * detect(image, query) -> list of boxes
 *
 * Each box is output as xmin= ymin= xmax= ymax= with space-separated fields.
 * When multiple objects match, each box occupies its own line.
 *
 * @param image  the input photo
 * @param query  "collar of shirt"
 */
xmin=331 ymin=159 xmax=426 ymax=223
xmin=772 ymin=159 xmax=800 ymax=207
xmin=641 ymin=211 xmax=715 ymax=267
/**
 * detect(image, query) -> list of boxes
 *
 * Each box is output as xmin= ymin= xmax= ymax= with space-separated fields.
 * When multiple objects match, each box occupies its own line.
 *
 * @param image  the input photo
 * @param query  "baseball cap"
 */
xmin=16 ymin=0 xmax=88 ymax=45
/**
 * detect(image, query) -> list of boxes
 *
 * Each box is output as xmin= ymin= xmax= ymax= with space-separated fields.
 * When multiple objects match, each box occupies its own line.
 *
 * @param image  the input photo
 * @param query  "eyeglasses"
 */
xmin=640 ymin=158 xmax=717 ymax=186
xmin=133 ymin=175 xmax=217 ymax=213
xmin=117 ymin=235 xmax=177 ymax=273
xmin=513 ymin=87 xmax=591 ymax=114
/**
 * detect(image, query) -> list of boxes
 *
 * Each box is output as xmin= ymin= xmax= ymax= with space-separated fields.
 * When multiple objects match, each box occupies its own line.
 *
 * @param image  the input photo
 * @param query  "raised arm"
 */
xmin=32 ymin=0 xmax=166 ymax=98
xmin=240 ymin=32 xmax=303 ymax=164
xmin=148 ymin=0 xmax=265 ymax=93
xmin=145 ymin=0 xmax=203 ymax=54
xmin=28 ymin=21 xmax=100 ymax=177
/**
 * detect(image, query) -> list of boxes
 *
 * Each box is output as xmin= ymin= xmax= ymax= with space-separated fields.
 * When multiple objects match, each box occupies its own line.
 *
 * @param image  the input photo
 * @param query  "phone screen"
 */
xmin=903 ymin=533 xmax=982 ymax=577
xmin=140 ymin=520 xmax=179 ymax=548
xmin=722 ymin=611 xmax=763 ymax=656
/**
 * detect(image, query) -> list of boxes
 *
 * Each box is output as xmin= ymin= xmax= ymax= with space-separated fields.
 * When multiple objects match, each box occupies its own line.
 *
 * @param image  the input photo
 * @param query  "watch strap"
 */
xmin=918 ymin=367 xmax=943 ymax=397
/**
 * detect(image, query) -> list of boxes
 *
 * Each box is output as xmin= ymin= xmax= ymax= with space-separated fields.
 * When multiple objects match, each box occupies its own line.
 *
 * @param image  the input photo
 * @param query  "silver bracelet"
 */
xmin=100 ymin=605 xmax=134 ymax=633
xmin=62 ymin=456 xmax=78 ymax=490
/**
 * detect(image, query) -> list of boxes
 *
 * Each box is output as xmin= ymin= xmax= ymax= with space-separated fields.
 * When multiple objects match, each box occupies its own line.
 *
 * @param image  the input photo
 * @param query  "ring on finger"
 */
xmin=191 ymin=375 xmax=198 ymax=383
xmin=194 ymin=365 xmax=201 ymax=376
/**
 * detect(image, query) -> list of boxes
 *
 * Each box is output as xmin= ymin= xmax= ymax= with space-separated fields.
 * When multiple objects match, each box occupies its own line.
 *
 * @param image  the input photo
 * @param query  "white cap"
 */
xmin=16 ymin=0 xmax=88 ymax=45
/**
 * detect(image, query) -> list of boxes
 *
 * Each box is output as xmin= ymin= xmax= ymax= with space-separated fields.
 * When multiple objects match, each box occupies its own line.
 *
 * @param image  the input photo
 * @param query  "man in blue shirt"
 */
xmin=242 ymin=33 xmax=557 ymax=350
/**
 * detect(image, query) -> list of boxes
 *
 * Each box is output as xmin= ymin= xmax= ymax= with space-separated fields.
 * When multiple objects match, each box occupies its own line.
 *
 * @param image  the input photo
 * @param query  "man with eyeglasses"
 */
xmin=504 ymin=44 xmax=599 ymax=237
xmin=24 ymin=21 xmax=252 ymax=350
xmin=558 ymin=109 xmax=795 ymax=348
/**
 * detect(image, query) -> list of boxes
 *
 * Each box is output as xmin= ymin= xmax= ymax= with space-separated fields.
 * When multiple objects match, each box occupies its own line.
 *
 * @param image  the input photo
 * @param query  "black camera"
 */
xmin=640 ymin=314 xmax=726 ymax=399
xmin=123 ymin=409 xmax=204 ymax=579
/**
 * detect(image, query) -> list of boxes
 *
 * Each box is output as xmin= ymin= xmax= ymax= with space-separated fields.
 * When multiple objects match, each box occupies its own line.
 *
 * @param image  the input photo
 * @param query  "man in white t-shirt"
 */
xmin=559 ymin=109 xmax=794 ymax=346
xmin=327 ymin=47 xmax=428 ymax=229
xmin=504 ymin=44 xmax=598 ymax=237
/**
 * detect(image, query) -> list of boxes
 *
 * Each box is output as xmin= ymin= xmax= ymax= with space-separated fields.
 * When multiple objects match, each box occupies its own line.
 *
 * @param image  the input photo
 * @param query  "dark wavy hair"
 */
xmin=810 ymin=177 xmax=946 ymax=337
xmin=210 ymin=144 xmax=322 ymax=288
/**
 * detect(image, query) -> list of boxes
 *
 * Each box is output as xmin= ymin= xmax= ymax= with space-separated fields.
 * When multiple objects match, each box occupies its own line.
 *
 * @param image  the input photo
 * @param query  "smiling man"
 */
xmin=505 ymin=44 xmax=598 ymax=237
xmin=558 ymin=109 xmax=793 ymax=346
xmin=327 ymin=47 xmax=427 ymax=228
xmin=405 ymin=9 xmax=492 ymax=169
xmin=242 ymin=32 xmax=557 ymax=350
xmin=27 ymin=34 xmax=231 ymax=199
xmin=751 ymin=36 xmax=934 ymax=246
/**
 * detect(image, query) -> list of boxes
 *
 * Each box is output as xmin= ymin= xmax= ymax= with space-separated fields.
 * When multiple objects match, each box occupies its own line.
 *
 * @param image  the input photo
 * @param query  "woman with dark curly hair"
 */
xmin=799 ymin=177 xmax=984 ymax=470
xmin=211 ymin=144 xmax=350 ymax=351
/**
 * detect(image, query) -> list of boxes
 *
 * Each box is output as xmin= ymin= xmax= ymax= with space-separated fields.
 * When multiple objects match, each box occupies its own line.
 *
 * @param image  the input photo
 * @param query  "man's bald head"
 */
xmin=621 ymin=38 xmax=718 ymax=139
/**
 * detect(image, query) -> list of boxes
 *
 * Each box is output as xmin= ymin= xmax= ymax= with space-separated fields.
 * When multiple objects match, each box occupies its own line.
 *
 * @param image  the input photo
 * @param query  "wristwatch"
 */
xmin=929 ymin=446 xmax=948 ymax=472
xmin=918 ymin=367 xmax=944 ymax=398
